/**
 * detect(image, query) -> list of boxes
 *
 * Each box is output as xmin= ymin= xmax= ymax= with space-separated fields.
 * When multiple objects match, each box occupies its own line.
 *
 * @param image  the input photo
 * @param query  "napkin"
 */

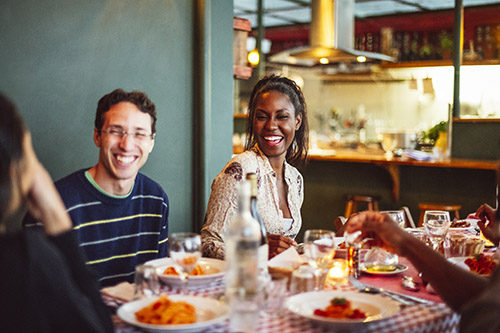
xmin=268 ymin=247 xmax=304 ymax=270
xmin=101 ymin=282 xmax=135 ymax=303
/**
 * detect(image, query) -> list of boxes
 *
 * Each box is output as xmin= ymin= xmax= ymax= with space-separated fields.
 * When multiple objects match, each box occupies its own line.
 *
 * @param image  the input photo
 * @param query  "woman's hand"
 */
xmin=475 ymin=203 xmax=500 ymax=246
xmin=24 ymin=135 xmax=72 ymax=235
xmin=268 ymin=234 xmax=297 ymax=259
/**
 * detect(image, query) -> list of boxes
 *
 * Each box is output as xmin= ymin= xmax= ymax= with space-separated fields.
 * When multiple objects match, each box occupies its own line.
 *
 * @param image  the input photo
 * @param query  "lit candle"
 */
xmin=326 ymin=259 xmax=348 ymax=286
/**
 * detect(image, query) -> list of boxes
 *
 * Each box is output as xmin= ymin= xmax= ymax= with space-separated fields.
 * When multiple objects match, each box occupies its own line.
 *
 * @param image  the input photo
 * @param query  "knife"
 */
xmin=349 ymin=277 xmax=432 ymax=305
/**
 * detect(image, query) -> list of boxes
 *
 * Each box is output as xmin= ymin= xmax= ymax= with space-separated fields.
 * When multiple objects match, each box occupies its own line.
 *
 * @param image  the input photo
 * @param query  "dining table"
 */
xmin=104 ymin=224 xmax=495 ymax=333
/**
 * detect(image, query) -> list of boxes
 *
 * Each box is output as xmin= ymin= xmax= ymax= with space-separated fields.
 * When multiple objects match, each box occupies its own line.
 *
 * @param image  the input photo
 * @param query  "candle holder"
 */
xmin=326 ymin=259 xmax=349 ymax=286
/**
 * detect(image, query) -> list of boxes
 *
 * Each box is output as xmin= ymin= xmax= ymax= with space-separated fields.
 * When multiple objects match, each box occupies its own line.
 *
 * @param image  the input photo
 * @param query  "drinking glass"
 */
xmin=424 ymin=211 xmax=451 ymax=252
xmin=382 ymin=210 xmax=405 ymax=229
xmin=289 ymin=265 xmax=316 ymax=294
xmin=303 ymin=229 xmax=335 ymax=290
xmin=133 ymin=264 xmax=160 ymax=300
xmin=262 ymin=277 xmax=288 ymax=317
xmin=168 ymin=232 xmax=202 ymax=291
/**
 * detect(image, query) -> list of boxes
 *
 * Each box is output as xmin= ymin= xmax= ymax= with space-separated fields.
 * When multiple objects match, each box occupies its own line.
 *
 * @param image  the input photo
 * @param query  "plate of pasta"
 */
xmin=145 ymin=257 xmax=225 ymax=287
xmin=286 ymin=290 xmax=400 ymax=329
xmin=117 ymin=295 xmax=228 ymax=332
xmin=448 ymin=254 xmax=498 ymax=275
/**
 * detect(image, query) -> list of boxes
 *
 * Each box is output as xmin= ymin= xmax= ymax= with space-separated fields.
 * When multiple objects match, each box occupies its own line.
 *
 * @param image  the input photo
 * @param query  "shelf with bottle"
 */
xmin=234 ymin=113 xmax=248 ymax=119
xmin=354 ymin=4 xmax=500 ymax=69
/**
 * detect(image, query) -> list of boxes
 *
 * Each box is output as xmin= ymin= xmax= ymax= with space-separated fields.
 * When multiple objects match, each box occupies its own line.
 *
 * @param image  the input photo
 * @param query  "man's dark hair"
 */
xmin=95 ymin=89 xmax=157 ymax=134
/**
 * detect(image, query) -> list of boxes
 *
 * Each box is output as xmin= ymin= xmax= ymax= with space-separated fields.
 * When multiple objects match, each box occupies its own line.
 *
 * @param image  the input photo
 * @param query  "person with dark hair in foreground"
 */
xmin=24 ymin=89 xmax=169 ymax=287
xmin=0 ymin=93 xmax=113 ymax=332
xmin=202 ymin=75 xmax=309 ymax=259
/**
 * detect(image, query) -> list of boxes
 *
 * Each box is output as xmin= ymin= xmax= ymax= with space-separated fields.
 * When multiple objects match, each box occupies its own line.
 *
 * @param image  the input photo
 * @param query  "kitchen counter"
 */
xmin=308 ymin=148 xmax=497 ymax=201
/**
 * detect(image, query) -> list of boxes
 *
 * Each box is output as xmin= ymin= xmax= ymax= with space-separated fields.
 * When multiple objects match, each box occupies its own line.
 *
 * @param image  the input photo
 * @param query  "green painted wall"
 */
xmin=0 ymin=0 xmax=234 ymax=233
xmin=452 ymin=121 xmax=500 ymax=160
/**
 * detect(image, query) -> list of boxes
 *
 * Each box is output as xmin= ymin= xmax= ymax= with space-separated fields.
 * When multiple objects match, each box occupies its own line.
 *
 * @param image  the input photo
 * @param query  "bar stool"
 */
xmin=344 ymin=194 xmax=380 ymax=218
xmin=418 ymin=202 xmax=462 ymax=227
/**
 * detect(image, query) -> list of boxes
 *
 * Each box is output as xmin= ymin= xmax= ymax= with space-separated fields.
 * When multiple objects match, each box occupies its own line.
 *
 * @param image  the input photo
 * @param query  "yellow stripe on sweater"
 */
xmin=73 ymin=213 xmax=162 ymax=230
xmin=86 ymin=250 xmax=159 ymax=265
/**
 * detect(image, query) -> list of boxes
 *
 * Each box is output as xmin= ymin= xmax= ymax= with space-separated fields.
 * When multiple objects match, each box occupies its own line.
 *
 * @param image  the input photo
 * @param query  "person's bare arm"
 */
xmin=346 ymin=211 xmax=488 ymax=312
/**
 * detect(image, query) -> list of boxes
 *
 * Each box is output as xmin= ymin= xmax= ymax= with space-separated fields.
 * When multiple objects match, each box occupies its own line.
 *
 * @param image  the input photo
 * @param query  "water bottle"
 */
xmin=225 ymin=180 xmax=262 ymax=333
xmin=246 ymin=173 xmax=269 ymax=273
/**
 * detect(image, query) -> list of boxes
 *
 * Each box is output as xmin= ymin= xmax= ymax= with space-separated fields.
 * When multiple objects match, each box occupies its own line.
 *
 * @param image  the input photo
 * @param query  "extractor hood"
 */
xmin=269 ymin=0 xmax=395 ymax=66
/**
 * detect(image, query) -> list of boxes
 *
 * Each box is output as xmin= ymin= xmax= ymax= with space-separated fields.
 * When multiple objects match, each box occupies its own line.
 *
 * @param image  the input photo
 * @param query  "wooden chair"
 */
xmin=333 ymin=216 xmax=347 ymax=236
xmin=401 ymin=206 xmax=417 ymax=228
xmin=417 ymin=202 xmax=462 ymax=227
xmin=344 ymin=194 xmax=381 ymax=218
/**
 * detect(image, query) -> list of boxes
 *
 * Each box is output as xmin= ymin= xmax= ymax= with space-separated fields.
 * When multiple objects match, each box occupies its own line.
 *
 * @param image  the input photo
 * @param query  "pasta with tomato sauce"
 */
xmin=314 ymin=297 xmax=367 ymax=319
xmin=135 ymin=295 xmax=196 ymax=325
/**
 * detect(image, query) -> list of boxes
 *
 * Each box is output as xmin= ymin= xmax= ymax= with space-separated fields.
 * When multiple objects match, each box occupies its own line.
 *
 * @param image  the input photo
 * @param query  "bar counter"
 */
xmin=308 ymin=148 xmax=497 ymax=170
xmin=299 ymin=148 xmax=497 ymax=236
xmin=308 ymin=148 xmax=497 ymax=202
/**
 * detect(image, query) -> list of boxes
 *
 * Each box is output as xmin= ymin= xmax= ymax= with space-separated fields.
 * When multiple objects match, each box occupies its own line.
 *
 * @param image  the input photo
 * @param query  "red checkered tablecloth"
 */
xmin=107 ymin=277 xmax=460 ymax=333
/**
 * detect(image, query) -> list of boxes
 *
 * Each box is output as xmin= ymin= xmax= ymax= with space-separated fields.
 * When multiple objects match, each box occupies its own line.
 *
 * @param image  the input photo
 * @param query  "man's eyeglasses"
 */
xmin=101 ymin=126 xmax=154 ymax=142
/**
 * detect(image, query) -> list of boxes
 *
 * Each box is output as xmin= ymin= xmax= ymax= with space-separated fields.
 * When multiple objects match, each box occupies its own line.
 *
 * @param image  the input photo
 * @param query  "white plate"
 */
xmin=286 ymin=290 xmax=400 ymax=330
xmin=361 ymin=263 xmax=408 ymax=276
xmin=117 ymin=295 xmax=228 ymax=332
xmin=448 ymin=256 xmax=471 ymax=271
xmin=449 ymin=219 xmax=478 ymax=231
xmin=145 ymin=257 xmax=225 ymax=287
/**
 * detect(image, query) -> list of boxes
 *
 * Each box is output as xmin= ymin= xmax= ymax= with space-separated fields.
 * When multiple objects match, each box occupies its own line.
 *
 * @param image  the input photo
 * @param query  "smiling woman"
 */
xmin=201 ymin=75 xmax=309 ymax=260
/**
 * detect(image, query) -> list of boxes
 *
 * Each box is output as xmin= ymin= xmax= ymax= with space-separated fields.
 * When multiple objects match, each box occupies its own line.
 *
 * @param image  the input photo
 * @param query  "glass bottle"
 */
xmin=246 ymin=173 xmax=269 ymax=273
xmin=225 ymin=180 xmax=261 ymax=333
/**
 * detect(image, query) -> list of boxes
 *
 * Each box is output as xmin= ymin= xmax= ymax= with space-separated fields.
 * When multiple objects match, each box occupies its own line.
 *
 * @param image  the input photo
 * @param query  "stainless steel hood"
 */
xmin=269 ymin=0 xmax=395 ymax=66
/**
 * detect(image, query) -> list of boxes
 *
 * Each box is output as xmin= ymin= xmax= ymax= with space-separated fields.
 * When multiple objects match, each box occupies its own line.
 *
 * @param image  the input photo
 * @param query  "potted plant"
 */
xmin=439 ymin=30 xmax=453 ymax=60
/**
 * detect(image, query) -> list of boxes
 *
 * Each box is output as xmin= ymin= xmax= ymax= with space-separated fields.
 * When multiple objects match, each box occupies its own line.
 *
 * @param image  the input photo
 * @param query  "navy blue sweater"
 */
xmin=25 ymin=169 xmax=169 ymax=287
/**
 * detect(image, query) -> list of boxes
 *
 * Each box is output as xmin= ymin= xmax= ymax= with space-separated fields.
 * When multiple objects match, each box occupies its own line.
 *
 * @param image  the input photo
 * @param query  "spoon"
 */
xmin=401 ymin=276 xmax=421 ymax=292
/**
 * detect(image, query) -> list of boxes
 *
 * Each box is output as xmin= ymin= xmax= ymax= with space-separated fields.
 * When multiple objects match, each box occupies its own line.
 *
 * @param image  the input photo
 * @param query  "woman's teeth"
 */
xmin=264 ymin=136 xmax=283 ymax=144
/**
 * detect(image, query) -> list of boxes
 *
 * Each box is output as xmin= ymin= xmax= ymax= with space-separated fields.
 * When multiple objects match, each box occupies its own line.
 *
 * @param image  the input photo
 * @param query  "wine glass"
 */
xmin=382 ymin=210 xmax=406 ymax=229
xmin=303 ymin=229 xmax=335 ymax=290
xmin=423 ymin=211 xmax=450 ymax=251
xmin=168 ymin=232 xmax=202 ymax=291
xmin=381 ymin=132 xmax=397 ymax=159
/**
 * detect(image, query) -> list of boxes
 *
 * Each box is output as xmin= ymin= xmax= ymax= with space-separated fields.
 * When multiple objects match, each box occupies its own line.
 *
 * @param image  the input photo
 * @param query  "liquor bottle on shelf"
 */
xmin=419 ymin=32 xmax=433 ymax=60
xmin=409 ymin=31 xmax=420 ymax=61
xmin=246 ymin=173 xmax=269 ymax=273
xmin=484 ymin=25 xmax=496 ymax=59
xmin=225 ymin=180 xmax=261 ymax=333
xmin=475 ymin=25 xmax=485 ymax=60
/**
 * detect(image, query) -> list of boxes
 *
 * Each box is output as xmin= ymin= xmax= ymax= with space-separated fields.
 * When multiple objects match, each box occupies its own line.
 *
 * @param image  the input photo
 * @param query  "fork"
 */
xmin=348 ymin=277 xmax=415 ymax=306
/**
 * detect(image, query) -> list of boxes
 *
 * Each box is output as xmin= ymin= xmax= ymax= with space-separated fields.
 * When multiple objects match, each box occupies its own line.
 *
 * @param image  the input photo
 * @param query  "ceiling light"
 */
xmin=357 ymin=56 xmax=367 ymax=63
xmin=248 ymin=49 xmax=260 ymax=66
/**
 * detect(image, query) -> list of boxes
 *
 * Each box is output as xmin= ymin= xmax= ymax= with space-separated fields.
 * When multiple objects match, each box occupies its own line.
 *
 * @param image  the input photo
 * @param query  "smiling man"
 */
xmin=25 ymin=89 xmax=169 ymax=287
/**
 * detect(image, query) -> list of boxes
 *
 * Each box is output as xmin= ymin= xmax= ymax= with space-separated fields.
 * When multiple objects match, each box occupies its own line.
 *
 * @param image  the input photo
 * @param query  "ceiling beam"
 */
xmin=392 ymin=0 xmax=432 ymax=11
